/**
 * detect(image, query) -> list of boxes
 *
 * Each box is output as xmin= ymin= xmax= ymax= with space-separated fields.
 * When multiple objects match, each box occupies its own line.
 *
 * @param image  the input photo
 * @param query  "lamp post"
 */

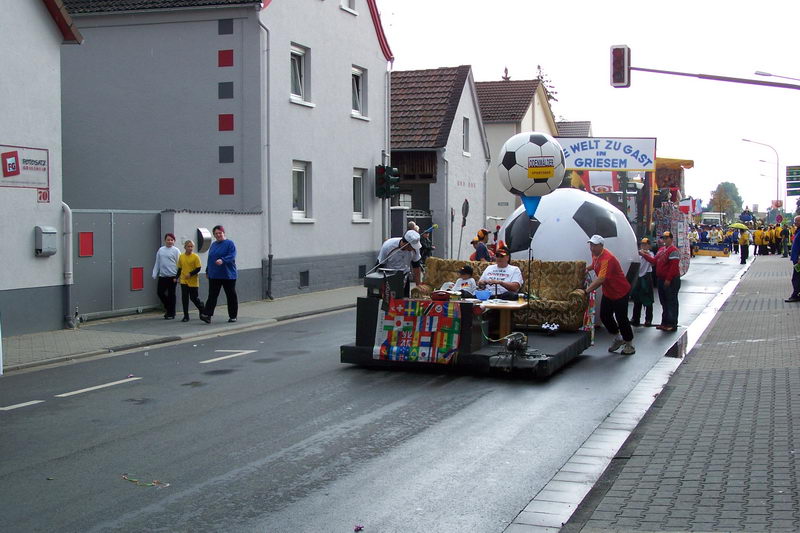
xmin=755 ymin=71 xmax=800 ymax=83
xmin=742 ymin=138 xmax=780 ymax=219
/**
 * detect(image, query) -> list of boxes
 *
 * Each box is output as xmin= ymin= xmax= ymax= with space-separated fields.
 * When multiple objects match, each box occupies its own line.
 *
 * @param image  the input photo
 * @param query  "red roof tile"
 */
xmin=475 ymin=79 xmax=539 ymax=123
xmin=391 ymin=66 xmax=471 ymax=149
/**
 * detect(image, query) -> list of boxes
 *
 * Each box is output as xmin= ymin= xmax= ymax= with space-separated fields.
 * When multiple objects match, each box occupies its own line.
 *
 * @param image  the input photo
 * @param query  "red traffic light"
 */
xmin=610 ymin=45 xmax=631 ymax=88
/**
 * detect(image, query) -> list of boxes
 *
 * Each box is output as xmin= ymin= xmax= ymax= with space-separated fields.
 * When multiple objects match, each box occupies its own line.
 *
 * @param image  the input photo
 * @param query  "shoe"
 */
xmin=644 ymin=322 xmax=653 ymax=327
xmin=199 ymin=314 xmax=211 ymax=324
xmin=621 ymin=343 xmax=636 ymax=355
xmin=181 ymin=316 xmax=189 ymax=322
xmin=655 ymin=324 xmax=668 ymax=330
xmin=228 ymin=318 xmax=237 ymax=323
xmin=630 ymin=322 xmax=641 ymax=327
xmin=165 ymin=315 xmax=175 ymax=320
xmin=608 ymin=338 xmax=625 ymax=352
xmin=784 ymin=297 xmax=800 ymax=303
xmin=661 ymin=326 xmax=678 ymax=332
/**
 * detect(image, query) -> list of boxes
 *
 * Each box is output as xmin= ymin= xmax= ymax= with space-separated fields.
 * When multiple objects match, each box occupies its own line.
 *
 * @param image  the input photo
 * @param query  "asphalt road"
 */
xmin=0 ymin=256 xmax=744 ymax=533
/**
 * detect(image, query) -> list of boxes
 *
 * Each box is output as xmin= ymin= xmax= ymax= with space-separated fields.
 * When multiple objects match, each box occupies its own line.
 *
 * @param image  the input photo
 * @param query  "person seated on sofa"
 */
xmin=441 ymin=264 xmax=477 ymax=298
xmin=477 ymin=243 xmax=522 ymax=301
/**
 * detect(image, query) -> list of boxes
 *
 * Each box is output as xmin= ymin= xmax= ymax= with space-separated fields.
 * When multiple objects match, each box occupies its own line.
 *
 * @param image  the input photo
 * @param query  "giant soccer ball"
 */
xmin=498 ymin=132 xmax=566 ymax=197
xmin=498 ymin=188 xmax=640 ymax=279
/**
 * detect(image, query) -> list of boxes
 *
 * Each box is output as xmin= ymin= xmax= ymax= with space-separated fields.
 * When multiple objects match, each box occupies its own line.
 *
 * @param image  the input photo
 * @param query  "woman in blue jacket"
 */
xmin=200 ymin=225 xmax=238 ymax=323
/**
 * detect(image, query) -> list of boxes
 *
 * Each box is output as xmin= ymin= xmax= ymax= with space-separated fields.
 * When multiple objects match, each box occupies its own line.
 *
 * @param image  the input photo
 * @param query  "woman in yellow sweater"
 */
xmin=177 ymin=239 xmax=204 ymax=322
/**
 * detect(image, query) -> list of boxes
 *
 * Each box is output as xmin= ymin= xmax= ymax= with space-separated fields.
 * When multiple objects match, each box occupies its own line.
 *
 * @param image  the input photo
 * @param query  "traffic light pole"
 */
xmin=630 ymin=66 xmax=800 ymax=90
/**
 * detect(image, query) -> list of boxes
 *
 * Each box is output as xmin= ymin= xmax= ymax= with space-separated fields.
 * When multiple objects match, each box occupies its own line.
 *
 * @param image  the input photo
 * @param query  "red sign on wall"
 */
xmin=78 ymin=232 xmax=94 ymax=257
xmin=130 ymin=267 xmax=144 ymax=291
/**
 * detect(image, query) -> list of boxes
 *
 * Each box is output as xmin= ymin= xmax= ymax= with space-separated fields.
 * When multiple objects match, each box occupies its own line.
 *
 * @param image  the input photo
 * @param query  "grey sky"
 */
xmin=377 ymin=0 xmax=800 ymax=212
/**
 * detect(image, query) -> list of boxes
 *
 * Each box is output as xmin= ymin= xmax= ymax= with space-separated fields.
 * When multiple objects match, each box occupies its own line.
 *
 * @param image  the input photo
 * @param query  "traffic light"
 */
xmin=375 ymin=164 xmax=387 ymax=198
xmin=610 ymin=45 xmax=630 ymax=88
xmin=385 ymin=166 xmax=400 ymax=197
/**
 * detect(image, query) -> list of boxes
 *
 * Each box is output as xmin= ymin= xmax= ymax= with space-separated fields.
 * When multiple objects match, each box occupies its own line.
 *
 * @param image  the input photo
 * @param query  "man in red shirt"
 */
xmin=640 ymin=230 xmax=681 ymax=331
xmin=583 ymin=235 xmax=635 ymax=355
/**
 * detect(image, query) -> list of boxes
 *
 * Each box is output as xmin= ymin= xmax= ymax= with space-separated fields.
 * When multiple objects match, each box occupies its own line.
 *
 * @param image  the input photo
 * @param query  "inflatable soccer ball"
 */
xmin=498 ymin=188 xmax=640 ymax=279
xmin=498 ymin=132 xmax=566 ymax=197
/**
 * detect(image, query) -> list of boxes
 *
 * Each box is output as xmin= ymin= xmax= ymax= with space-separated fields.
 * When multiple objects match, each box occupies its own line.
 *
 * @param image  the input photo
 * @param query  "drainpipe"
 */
xmin=62 ymin=201 xmax=77 ymax=329
xmin=442 ymin=150 xmax=449 ymax=257
xmin=384 ymin=67 xmax=392 ymax=241
xmin=258 ymin=19 xmax=274 ymax=299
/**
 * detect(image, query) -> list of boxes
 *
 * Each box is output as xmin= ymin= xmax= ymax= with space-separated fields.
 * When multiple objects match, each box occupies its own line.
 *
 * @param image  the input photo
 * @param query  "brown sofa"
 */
xmin=412 ymin=257 xmax=588 ymax=331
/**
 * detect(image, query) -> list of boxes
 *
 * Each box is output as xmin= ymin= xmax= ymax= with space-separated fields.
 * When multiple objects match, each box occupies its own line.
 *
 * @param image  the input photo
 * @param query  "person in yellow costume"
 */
xmin=177 ymin=239 xmax=205 ymax=322
xmin=739 ymin=228 xmax=751 ymax=264
xmin=754 ymin=227 xmax=765 ymax=255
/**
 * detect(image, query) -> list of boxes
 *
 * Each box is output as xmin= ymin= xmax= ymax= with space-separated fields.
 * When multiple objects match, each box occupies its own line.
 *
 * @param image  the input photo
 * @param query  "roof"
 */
xmin=62 ymin=0 xmax=261 ymax=13
xmin=391 ymin=65 xmax=472 ymax=150
xmin=556 ymin=121 xmax=592 ymax=137
xmin=474 ymin=79 xmax=539 ymax=123
xmin=656 ymin=157 xmax=694 ymax=170
xmin=42 ymin=0 xmax=83 ymax=43
xmin=62 ymin=0 xmax=393 ymax=61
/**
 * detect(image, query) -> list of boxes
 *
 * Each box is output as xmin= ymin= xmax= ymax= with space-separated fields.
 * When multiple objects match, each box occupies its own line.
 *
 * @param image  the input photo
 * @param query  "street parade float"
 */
xmin=340 ymin=133 xmax=639 ymax=378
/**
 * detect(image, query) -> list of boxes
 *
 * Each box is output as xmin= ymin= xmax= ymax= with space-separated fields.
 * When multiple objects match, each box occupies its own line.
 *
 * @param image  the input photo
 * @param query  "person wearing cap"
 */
xmin=452 ymin=264 xmax=477 ymax=298
xmin=640 ymin=231 xmax=681 ymax=332
xmin=376 ymin=229 xmax=422 ymax=297
xmin=630 ymin=238 xmax=654 ymax=327
xmin=477 ymin=242 xmax=522 ymax=300
xmin=583 ymin=235 xmax=635 ymax=355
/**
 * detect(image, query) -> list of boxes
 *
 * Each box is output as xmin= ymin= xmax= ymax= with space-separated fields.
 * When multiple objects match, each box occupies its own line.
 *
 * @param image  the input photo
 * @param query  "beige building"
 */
xmin=475 ymin=79 xmax=558 ymax=221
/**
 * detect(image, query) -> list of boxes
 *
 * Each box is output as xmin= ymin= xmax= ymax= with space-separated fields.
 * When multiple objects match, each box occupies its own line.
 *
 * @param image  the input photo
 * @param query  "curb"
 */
xmin=3 ymin=303 xmax=356 ymax=373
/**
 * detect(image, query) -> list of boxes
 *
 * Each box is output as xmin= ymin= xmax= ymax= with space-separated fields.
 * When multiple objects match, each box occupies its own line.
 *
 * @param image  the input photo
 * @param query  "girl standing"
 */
xmin=177 ymin=240 xmax=205 ymax=322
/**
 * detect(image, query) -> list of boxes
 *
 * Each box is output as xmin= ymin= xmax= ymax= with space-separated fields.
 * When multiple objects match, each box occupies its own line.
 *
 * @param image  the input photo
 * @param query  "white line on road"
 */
xmin=200 ymin=350 xmax=258 ymax=364
xmin=0 ymin=400 xmax=45 ymax=411
xmin=54 ymin=377 xmax=142 ymax=398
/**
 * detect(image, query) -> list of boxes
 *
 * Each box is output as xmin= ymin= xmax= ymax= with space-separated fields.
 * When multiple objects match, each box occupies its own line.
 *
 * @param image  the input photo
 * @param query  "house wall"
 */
xmin=485 ymin=122 xmax=520 ymax=220
xmin=0 ymin=1 xmax=67 ymax=335
xmin=429 ymin=80 xmax=489 ymax=259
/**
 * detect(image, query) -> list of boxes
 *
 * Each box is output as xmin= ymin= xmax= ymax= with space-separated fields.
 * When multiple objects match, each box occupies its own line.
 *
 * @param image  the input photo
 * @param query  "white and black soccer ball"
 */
xmin=498 ymin=188 xmax=640 ymax=279
xmin=498 ymin=132 xmax=566 ymax=197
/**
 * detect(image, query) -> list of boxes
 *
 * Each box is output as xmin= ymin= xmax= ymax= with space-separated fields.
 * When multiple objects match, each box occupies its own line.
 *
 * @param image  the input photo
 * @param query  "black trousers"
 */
xmin=600 ymin=293 xmax=633 ymax=342
xmin=790 ymin=266 xmax=800 ymax=299
xmin=180 ymin=284 xmax=204 ymax=317
xmin=631 ymin=301 xmax=653 ymax=325
xmin=740 ymin=244 xmax=749 ymax=264
xmin=156 ymin=276 xmax=177 ymax=317
xmin=204 ymin=278 xmax=238 ymax=319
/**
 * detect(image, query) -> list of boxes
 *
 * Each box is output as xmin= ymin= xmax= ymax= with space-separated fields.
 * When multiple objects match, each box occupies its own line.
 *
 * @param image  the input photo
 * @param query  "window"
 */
xmin=462 ymin=117 xmax=470 ymax=154
xmin=290 ymin=45 xmax=308 ymax=101
xmin=351 ymin=67 xmax=367 ymax=117
xmin=353 ymin=168 xmax=365 ymax=217
xmin=292 ymin=161 xmax=310 ymax=219
xmin=396 ymin=193 xmax=412 ymax=208
xmin=341 ymin=0 xmax=357 ymax=13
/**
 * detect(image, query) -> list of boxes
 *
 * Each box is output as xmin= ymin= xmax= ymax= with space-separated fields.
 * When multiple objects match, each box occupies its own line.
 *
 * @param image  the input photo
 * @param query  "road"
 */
xmin=0 ymin=256 xmax=744 ymax=533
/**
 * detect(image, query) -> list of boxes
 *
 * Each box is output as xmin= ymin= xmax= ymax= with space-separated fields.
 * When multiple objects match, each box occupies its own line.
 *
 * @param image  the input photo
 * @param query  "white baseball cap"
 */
xmin=403 ymin=229 xmax=422 ymax=251
xmin=587 ymin=235 xmax=605 ymax=245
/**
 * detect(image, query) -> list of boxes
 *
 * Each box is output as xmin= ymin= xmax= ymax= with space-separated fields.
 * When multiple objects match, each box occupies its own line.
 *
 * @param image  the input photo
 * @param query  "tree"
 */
xmin=709 ymin=181 xmax=743 ymax=219
xmin=536 ymin=64 xmax=558 ymax=104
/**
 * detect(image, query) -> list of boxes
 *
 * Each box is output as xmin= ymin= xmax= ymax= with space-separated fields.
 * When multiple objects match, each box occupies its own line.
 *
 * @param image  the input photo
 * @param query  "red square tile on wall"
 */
xmin=218 ymin=114 xmax=234 ymax=131
xmin=130 ymin=267 xmax=144 ymax=291
xmin=219 ymin=177 xmax=235 ymax=195
xmin=78 ymin=232 xmax=93 ymax=257
xmin=218 ymin=49 xmax=234 ymax=67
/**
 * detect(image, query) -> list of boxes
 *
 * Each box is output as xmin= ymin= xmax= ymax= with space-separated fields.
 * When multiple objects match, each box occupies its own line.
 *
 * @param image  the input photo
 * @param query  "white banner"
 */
xmin=1 ymin=144 xmax=49 ymax=189
xmin=557 ymin=137 xmax=657 ymax=172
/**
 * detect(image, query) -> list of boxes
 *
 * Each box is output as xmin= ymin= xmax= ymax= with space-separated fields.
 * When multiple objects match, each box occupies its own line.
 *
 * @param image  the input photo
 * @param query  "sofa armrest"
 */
xmin=411 ymin=284 xmax=433 ymax=299
xmin=566 ymin=289 xmax=589 ymax=312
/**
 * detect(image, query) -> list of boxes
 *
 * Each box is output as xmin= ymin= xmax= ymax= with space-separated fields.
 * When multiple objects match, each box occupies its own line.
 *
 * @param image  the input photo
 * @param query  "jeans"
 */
xmin=790 ymin=266 xmax=800 ymax=299
xmin=631 ymin=301 xmax=653 ymax=325
xmin=657 ymin=277 xmax=681 ymax=327
xmin=600 ymin=294 xmax=633 ymax=342
xmin=204 ymin=278 xmax=238 ymax=319
xmin=156 ymin=276 xmax=177 ymax=317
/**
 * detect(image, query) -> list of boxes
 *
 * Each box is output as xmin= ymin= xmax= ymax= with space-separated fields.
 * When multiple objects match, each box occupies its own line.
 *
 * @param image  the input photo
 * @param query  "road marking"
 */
xmin=200 ymin=350 xmax=258 ymax=364
xmin=0 ymin=400 xmax=45 ymax=411
xmin=54 ymin=377 xmax=142 ymax=398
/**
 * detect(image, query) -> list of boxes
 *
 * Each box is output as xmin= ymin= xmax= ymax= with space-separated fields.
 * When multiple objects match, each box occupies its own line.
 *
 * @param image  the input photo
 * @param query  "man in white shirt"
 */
xmin=376 ymin=229 xmax=422 ymax=297
xmin=478 ymin=245 xmax=522 ymax=300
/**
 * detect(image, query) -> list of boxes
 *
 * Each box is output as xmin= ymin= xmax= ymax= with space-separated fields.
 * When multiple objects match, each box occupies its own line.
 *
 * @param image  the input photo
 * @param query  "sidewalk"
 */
xmin=562 ymin=254 xmax=800 ymax=532
xmin=1 ymin=285 xmax=363 ymax=372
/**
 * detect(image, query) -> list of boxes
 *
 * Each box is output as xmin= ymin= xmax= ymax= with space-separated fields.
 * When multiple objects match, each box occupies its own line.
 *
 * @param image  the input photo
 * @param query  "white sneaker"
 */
xmin=608 ymin=338 xmax=625 ymax=352
xmin=621 ymin=342 xmax=636 ymax=355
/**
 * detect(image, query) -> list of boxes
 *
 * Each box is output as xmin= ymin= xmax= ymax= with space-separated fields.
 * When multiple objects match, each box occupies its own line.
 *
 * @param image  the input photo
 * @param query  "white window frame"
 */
xmin=351 ymin=66 xmax=368 ymax=118
xmin=352 ymin=168 xmax=369 ymax=222
xmin=396 ymin=193 xmax=412 ymax=209
xmin=290 ymin=45 xmax=313 ymax=106
xmin=340 ymin=0 xmax=358 ymax=15
xmin=462 ymin=116 xmax=470 ymax=156
xmin=292 ymin=161 xmax=313 ymax=222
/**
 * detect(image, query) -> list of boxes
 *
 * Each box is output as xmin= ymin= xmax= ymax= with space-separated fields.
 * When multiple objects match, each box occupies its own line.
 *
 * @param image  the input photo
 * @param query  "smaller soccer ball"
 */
xmin=498 ymin=132 xmax=565 ymax=197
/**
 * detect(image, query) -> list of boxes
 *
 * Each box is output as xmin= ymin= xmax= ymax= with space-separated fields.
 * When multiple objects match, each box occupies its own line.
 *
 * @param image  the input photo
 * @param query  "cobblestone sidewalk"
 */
xmin=564 ymin=254 xmax=800 ymax=532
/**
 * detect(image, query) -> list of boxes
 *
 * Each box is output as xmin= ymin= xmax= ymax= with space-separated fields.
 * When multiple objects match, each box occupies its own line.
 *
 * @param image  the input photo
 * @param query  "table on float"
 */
xmin=478 ymin=300 xmax=528 ymax=338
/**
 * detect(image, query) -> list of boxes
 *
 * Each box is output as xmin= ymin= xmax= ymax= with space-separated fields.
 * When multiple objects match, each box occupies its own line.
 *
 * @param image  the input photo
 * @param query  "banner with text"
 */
xmin=557 ymin=137 xmax=657 ymax=172
xmin=787 ymin=165 xmax=800 ymax=196
xmin=1 ymin=144 xmax=50 ymax=189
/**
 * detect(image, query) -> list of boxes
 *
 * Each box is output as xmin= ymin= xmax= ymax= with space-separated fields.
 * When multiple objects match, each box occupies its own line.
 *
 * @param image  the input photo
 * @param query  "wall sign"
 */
xmin=556 ymin=137 xmax=656 ymax=172
xmin=1 ymin=144 xmax=50 ymax=188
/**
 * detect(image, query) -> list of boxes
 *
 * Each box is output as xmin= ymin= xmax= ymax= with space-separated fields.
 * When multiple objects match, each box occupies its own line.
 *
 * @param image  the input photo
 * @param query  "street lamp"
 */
xmin=755 ymin=71 xmax=800 ymax=83
xmin=742 ymin=138 xmax=780 ymax=218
